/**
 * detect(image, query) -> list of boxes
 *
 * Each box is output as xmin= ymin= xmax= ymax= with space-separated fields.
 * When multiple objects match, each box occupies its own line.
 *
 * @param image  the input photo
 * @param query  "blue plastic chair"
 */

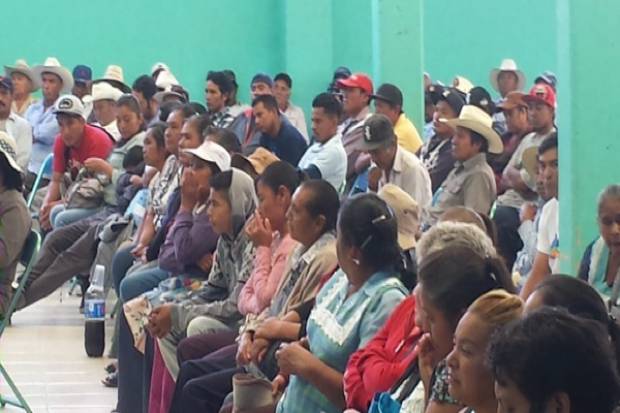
xmin=26 ymin=153 xmax=53 ymax=210
xmin=0 ymin=229 xmax=41 ymax=413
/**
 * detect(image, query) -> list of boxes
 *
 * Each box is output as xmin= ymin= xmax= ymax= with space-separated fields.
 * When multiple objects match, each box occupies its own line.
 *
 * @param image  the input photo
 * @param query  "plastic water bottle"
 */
xmin=84 ymin=265 xmax=105 ymax=357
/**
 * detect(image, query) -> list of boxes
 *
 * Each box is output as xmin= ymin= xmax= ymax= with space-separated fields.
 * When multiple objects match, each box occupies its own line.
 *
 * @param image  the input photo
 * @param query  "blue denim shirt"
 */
xmin=25 ymin=100 xmax=59 ymax=175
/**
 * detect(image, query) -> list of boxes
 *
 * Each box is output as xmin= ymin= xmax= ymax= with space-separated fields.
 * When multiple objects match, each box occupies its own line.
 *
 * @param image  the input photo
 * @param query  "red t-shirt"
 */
xmin=53 ymin=124 xmax=114 ymax=174
xmin=344 ymin=295 xmax=422 ymax=412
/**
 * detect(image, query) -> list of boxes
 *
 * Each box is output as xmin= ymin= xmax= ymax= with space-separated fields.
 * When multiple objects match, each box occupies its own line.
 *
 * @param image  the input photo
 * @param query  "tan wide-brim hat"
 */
xmin=378 ymin=183 xmax=419 ymax=251
xmin=4 ymin=59 xmax=40 ymax=91
xmin=521 ymin=146 xmax=539 ymax=179
xmin=83 ymin=81 xmax=124 ymax=103
xmin=452 ymin=75 xmax=474 ymax=95
xmin=0 ymin=132 xmax=22 ymax=173
xmin=92 ymin=65 xmax=131 ymax=93
xmin=490 ymin=58 xmax=526 ymax=93
xmin=33 ymin=57 xmax=74 ymax=94
xmin=441 ymin=104 xmax=504 ymax=155
xmin=231 ymin=148 xmax=279 ymax=176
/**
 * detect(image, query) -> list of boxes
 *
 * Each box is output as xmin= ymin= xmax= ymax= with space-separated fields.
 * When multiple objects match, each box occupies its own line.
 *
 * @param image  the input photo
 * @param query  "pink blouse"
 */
xmin=237 ymin=232 xmax=299 ymax=315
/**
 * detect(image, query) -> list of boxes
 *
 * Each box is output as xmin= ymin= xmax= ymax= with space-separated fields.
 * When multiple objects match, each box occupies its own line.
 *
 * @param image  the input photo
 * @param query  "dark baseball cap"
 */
xmin=354 ymin=114 xmax=397 ymax=151
xmin=372 ymin=83 xmax=403 ymax=108
xmin=534 ymin=71 xmax=557 ymax=91
xmin=251 ymin=73 xmax=273 ymax=88
xmin=333 ymin=66 xmax=351 ymax=81
xmin=73 ymin=65 xmax=92 ymax=84
xmin=428 ymin=85 xmax=464 ymax=115
xmin=0 ymin=76 xmax=13 ymax=92
xmin=467 ymin=86 xmax=496 ymax=115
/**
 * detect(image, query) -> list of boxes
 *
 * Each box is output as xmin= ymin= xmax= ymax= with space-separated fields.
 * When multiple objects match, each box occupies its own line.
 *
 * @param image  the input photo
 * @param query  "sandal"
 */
xmin=101 ymin=371 xmax=118 ymax=388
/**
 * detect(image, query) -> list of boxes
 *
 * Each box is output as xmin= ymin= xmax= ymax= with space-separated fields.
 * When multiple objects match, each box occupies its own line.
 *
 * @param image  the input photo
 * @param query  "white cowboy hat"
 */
xmin=83 ymin=81 xmax=124 ymax=104
xmin=33 ymin=57 xmax=74 ymax=94
xmin=452 ymin=75 xmax=474 ymax=95
xmin=154 ymin=84 xmax=188 ymax=104
xmin=441 ymin=105 xmax=504 ymax=154
xmin=92 ymin=65 xmax=131 ymax=93
xmin=0 ymin=131 xmax=22 ymax=173
xmin=490 ymin=59 xmax=526 ymax=93
xmin=4 ymin=59 xmax=40 ymax=91
xmin=155 ymin=70 xmax=179 ymax=90
xmin=151 ymin=62 xmax=170 ymax=77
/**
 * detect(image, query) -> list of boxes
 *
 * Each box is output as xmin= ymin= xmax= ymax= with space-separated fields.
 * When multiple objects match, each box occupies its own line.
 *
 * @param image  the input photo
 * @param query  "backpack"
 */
xmin=63 ymin=168 xmax=108 ymax=209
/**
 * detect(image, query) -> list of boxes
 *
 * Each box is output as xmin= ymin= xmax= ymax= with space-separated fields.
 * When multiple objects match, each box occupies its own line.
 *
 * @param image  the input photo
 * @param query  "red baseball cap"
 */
xmin=336 ymin=73 xmax=373 ymax=95
xmin=523 ymin=83 xmax=556 ymax=109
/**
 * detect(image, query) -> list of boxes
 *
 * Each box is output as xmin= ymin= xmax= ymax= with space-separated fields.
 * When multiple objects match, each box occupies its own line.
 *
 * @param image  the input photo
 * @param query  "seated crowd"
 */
xmin=0 ymin=56 xmax=619 ymax=413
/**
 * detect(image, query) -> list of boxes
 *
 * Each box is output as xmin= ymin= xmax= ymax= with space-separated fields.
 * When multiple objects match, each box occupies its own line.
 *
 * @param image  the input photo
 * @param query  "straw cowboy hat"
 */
xmin=231 ymin=148 xmax=279 ymax=177
xmin=441 ymin=104 xmax=504 ymax=154
xmin=33 ymin=57 xmax=74 ymax=94
xmin=452 ymin=75 xmax=474 ymax=95
xmin=490 ymin=59 xmax=526 ymax=93
xmin=83 ymin=81 xmax=124 ymax=104
xmin=4 ymin=59 xmax=40 ymax=91
xmin=378 ymin=183 xmax=420 ymax=250
xmin=0 ymin=132 xmax=22 ymax=173
xmin=92 ymin=65 xmax=131 ymax=93
xmin=521 ymin=146 xmax=539 ymax=179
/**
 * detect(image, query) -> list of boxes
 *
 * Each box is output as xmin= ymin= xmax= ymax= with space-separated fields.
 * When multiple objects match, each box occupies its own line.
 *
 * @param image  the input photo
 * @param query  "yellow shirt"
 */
xmin=394 ymin=113 xmax=423 ymax=154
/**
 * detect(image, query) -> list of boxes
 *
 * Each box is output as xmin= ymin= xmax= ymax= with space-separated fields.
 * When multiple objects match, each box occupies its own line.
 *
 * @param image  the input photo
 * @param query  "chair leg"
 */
xmin=0 ymin=363 xmax=32 ymax=412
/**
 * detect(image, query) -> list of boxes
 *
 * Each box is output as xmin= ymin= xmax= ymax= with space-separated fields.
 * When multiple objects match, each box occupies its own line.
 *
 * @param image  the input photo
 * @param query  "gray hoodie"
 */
xmin=170 ymin=168 xmax=257 ymax=330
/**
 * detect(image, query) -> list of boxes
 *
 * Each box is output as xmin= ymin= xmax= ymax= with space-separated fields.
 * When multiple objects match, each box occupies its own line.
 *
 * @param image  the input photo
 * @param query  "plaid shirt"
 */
xmin=211 ymin=107 xmax=235 ymax=129
xmin=276 ymin=269 xmax=407 ymax=413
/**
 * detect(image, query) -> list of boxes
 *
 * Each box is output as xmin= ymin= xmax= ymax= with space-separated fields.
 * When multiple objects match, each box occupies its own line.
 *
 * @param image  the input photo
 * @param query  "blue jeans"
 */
xmin=50 ymin=204 xmax=100 ymax=228
xmin=119 ymin=265 xmax=169 ymax=302
xmin=112 ymin=244 xmax=136 ymax=297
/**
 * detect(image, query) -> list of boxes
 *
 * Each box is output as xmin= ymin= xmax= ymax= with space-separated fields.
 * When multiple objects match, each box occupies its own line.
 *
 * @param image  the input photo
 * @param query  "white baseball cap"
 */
xmin=0 ymin=132 xmax=22 ymax=173
xmin=183 ymin=141 xmax=231 ymax=173
xmin=53 ymin=94 xmax=86 ymax=118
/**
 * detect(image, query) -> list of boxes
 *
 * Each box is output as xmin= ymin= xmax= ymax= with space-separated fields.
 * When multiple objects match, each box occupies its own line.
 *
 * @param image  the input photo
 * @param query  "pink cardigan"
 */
xmin=237 ymin=232 xmax=299 ymax=315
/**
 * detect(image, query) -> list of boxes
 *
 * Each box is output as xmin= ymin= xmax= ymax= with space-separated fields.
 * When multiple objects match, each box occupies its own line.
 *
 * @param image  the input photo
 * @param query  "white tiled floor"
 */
xmin=0 ymin=288 xmax=117 ymax=413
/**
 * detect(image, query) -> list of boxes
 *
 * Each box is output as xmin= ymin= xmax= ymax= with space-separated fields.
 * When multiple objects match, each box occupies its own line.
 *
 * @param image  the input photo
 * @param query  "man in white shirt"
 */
xmin=274 ymin=73 xmax=309 ymax=143
xmin=358 ymin=114 xmax=432 ymax=208
xmin=297 ymin=93 xmax=346 ymax=191
xmin=0 ymin=76 xmax=32 ymax=171
xmin=520 ymin=136 xmax=559 ymax=299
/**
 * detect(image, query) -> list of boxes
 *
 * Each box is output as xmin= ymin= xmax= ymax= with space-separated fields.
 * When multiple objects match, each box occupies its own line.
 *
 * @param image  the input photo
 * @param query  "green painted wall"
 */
xmin=0 ymin=0 xmax=558 ymax=115
xmin=423 ymin=0 xmax=557 ymax=98
xmin=0 ymin=0 xmax=282 ymax=105
xmin=6 ymin=0 xmax=608 ymax=275
xmin=557 ymin=0 xmax=620 ymax=273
